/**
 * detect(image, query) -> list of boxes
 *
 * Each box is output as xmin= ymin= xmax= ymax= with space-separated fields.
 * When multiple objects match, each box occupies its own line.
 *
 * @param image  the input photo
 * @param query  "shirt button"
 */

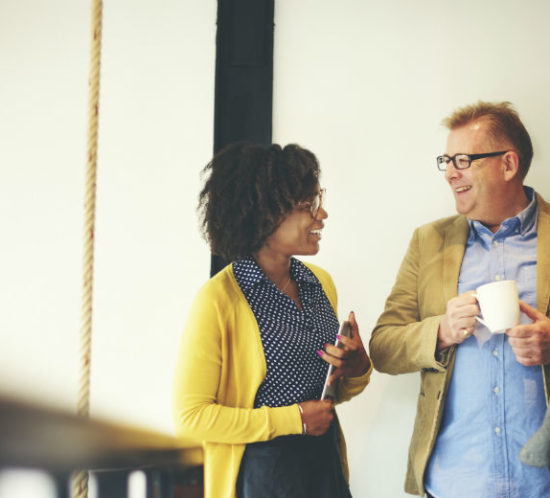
xmin=493 ymin=240 xmax=499 ymax=246
xmin=493 ymin=386 xmax=500 ymax=394
xmin=493 ymin=349 xmax=499 ymax=357
xmin=495 ymin=275 xmax=502 ymax=281
xmin=495 ymin=427 xmax=501 ymax=434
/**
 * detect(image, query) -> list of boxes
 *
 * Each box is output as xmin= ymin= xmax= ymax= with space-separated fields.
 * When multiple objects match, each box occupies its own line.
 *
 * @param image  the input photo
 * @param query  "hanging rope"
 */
xmin=72 ymin=0 xmax=103 ymax=497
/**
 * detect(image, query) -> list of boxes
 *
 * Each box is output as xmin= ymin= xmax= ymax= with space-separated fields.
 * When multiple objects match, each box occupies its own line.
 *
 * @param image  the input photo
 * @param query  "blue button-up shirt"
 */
xmin=425 ymin=187 xmax=550 ymax=498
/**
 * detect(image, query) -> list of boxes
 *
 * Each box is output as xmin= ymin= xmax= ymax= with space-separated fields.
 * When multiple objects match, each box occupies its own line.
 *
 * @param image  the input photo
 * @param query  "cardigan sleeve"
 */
xmin=335 ymin=360 xmax=373 ymax=403
xmin=173 ymin=281 xmax=303 ymax=445
xmin=369 ymin=227 xmax=448 ymax=375
xmin=305 ymin=261 xmax=373 ymax=403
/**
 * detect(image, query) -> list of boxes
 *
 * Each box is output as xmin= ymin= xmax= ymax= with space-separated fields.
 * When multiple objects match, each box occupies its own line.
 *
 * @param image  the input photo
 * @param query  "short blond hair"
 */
xmin=443 ymin=101 xmax=533 ymax=178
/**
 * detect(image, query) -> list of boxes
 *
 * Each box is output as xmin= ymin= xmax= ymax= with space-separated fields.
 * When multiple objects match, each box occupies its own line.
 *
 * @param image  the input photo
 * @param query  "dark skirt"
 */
xmin=236 ymin=423 xmax=352 ymax=498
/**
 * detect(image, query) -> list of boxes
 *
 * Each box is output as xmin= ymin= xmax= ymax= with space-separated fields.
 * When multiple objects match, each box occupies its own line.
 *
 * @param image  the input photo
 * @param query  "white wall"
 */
xmin=0 ymin=0 xmax=215 ymax=432
xmin=3 ymin=1 xmax=550 ymax=497
xmin=90 ymin=0 xmax=215 ymax=430
xmin=273 ymin=0 xmax=550 ymax=496
xmin=1 ymin=0 xmax=89 ymax=409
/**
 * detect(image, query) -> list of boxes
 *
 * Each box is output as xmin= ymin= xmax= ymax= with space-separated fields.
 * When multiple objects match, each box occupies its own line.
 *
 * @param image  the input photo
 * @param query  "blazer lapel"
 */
xmin=536 ymin=194 xmax=550 ymax=316
xmin=442 ymin=216 xmax=470 ymax=304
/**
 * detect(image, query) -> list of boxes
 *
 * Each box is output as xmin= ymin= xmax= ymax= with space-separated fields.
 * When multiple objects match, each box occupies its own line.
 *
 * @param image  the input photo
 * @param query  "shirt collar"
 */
xmin=233 ymin=256 xmax=319 ymax=291
xmin=232 ymin=257 xmax=266 ymax=291
xmin=290 ymin=257 xmax=319 ymax=286
xmin=468 ymin=186 xmax=538 ymax=239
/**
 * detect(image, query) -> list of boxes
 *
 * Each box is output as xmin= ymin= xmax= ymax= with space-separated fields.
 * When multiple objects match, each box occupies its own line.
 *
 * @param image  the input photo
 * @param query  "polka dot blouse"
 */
xmin=233 ymin=257 xmax=339 ymax=408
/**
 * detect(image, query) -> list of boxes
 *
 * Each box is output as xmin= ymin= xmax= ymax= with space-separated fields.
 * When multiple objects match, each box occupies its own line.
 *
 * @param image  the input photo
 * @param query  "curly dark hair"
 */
xmin=198 ymin=143 xmax=320 ymax=260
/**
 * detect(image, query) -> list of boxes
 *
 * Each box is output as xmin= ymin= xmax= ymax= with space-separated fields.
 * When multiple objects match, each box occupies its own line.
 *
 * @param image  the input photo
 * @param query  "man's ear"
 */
xmin=502 ymin=151 xmax=521 ymax=182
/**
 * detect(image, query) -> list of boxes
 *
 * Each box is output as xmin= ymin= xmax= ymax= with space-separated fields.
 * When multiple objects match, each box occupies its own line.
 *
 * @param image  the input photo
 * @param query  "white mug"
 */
xmin=474 ymin=280 xmax=520 ymax=333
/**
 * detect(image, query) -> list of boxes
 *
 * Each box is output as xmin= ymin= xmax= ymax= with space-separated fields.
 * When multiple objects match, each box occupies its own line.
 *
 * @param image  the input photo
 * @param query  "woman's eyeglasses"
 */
xmin=297 ymin=188 xmax=326 ymax=217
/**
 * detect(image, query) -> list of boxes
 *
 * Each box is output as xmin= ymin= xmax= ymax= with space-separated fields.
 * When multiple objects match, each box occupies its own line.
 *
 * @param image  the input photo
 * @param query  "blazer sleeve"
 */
xmin=369 ymin=228 xmax=449 ymax=375
xmin=172 ymin=283 xmax=302 ymax=445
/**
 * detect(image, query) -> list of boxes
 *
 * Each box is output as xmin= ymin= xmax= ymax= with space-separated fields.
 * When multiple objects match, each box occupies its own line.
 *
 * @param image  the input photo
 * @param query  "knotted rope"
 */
xmin=72 ymin=0 xmax=103 ymax=496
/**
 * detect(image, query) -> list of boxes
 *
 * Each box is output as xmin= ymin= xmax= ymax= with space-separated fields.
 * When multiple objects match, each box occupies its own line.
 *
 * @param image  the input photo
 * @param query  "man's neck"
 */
xmin=481 ymin=185 xmax=528 ymax=233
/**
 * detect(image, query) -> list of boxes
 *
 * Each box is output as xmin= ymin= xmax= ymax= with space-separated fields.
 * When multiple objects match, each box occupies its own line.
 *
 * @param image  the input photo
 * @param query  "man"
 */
xmin=369 ymin=101 xmax=550 ymax=497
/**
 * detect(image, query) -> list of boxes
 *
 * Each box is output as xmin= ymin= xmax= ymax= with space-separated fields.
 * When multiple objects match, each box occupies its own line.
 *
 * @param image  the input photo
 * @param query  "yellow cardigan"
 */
xmin=173 ymin=261 xmax=372 ymax=498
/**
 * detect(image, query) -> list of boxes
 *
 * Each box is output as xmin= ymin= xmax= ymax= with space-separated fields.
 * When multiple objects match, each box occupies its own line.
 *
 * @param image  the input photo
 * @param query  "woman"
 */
xmin=173 ymin=143 xmax=372 ymax=498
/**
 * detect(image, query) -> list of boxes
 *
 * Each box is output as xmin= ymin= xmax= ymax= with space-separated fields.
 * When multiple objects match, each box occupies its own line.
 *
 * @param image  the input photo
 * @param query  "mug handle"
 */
xmin=475 ymin=315 xmax=489 ymax=328
xmin=472 ymin=292 xmax=488 ymax=328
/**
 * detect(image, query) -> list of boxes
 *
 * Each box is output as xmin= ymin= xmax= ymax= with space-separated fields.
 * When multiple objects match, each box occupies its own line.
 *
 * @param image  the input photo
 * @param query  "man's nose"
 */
xmin=445 ymin=161 xmax=461 ymax=181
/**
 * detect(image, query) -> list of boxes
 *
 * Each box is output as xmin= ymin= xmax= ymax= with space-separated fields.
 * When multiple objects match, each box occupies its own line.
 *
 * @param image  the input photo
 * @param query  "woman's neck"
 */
xmin=254 ymin=249 xmax=300 ymax=308
xmin=254 ymin=249 xmax=291 ymax=288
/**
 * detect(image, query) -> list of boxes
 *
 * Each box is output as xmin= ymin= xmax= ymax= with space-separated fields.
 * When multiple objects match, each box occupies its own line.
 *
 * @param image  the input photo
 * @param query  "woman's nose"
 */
xmin=315 ymin=206 xmax=328 ymax=220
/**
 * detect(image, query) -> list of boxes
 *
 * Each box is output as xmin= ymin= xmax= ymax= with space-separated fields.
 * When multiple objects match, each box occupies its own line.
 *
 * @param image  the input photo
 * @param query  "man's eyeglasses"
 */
xmin=297 ymin=188 xmax=326 ymax=217
xmin=436 ymin=151 xmax=508 ymax=171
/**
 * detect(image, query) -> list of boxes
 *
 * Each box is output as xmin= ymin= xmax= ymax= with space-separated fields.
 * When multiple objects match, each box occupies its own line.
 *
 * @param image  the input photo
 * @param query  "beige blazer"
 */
xmin=370 ymin=193 xmax=550 ymax=496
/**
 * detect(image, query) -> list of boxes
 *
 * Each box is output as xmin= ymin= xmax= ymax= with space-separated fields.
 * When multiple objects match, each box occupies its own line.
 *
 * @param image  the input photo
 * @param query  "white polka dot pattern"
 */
xmin=233 ymin=257 xmax=339 ymax=408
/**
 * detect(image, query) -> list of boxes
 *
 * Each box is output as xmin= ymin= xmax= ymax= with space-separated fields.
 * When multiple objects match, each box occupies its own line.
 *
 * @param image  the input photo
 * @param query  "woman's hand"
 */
xmin=320 ymin=311 xmax=371 ymax=386
xmin=298 ymin=399 xmax=334 ymax=436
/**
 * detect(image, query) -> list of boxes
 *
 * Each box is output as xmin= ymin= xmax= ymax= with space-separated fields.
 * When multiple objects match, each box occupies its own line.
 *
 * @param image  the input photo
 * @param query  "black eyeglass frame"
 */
xmin=436 ymin=150 xmax=509 ymax=171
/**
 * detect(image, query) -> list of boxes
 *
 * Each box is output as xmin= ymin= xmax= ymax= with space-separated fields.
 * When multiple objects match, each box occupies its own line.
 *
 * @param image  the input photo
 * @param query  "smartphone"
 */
xmin=320 ymin=320 xmax=352 ymax=400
